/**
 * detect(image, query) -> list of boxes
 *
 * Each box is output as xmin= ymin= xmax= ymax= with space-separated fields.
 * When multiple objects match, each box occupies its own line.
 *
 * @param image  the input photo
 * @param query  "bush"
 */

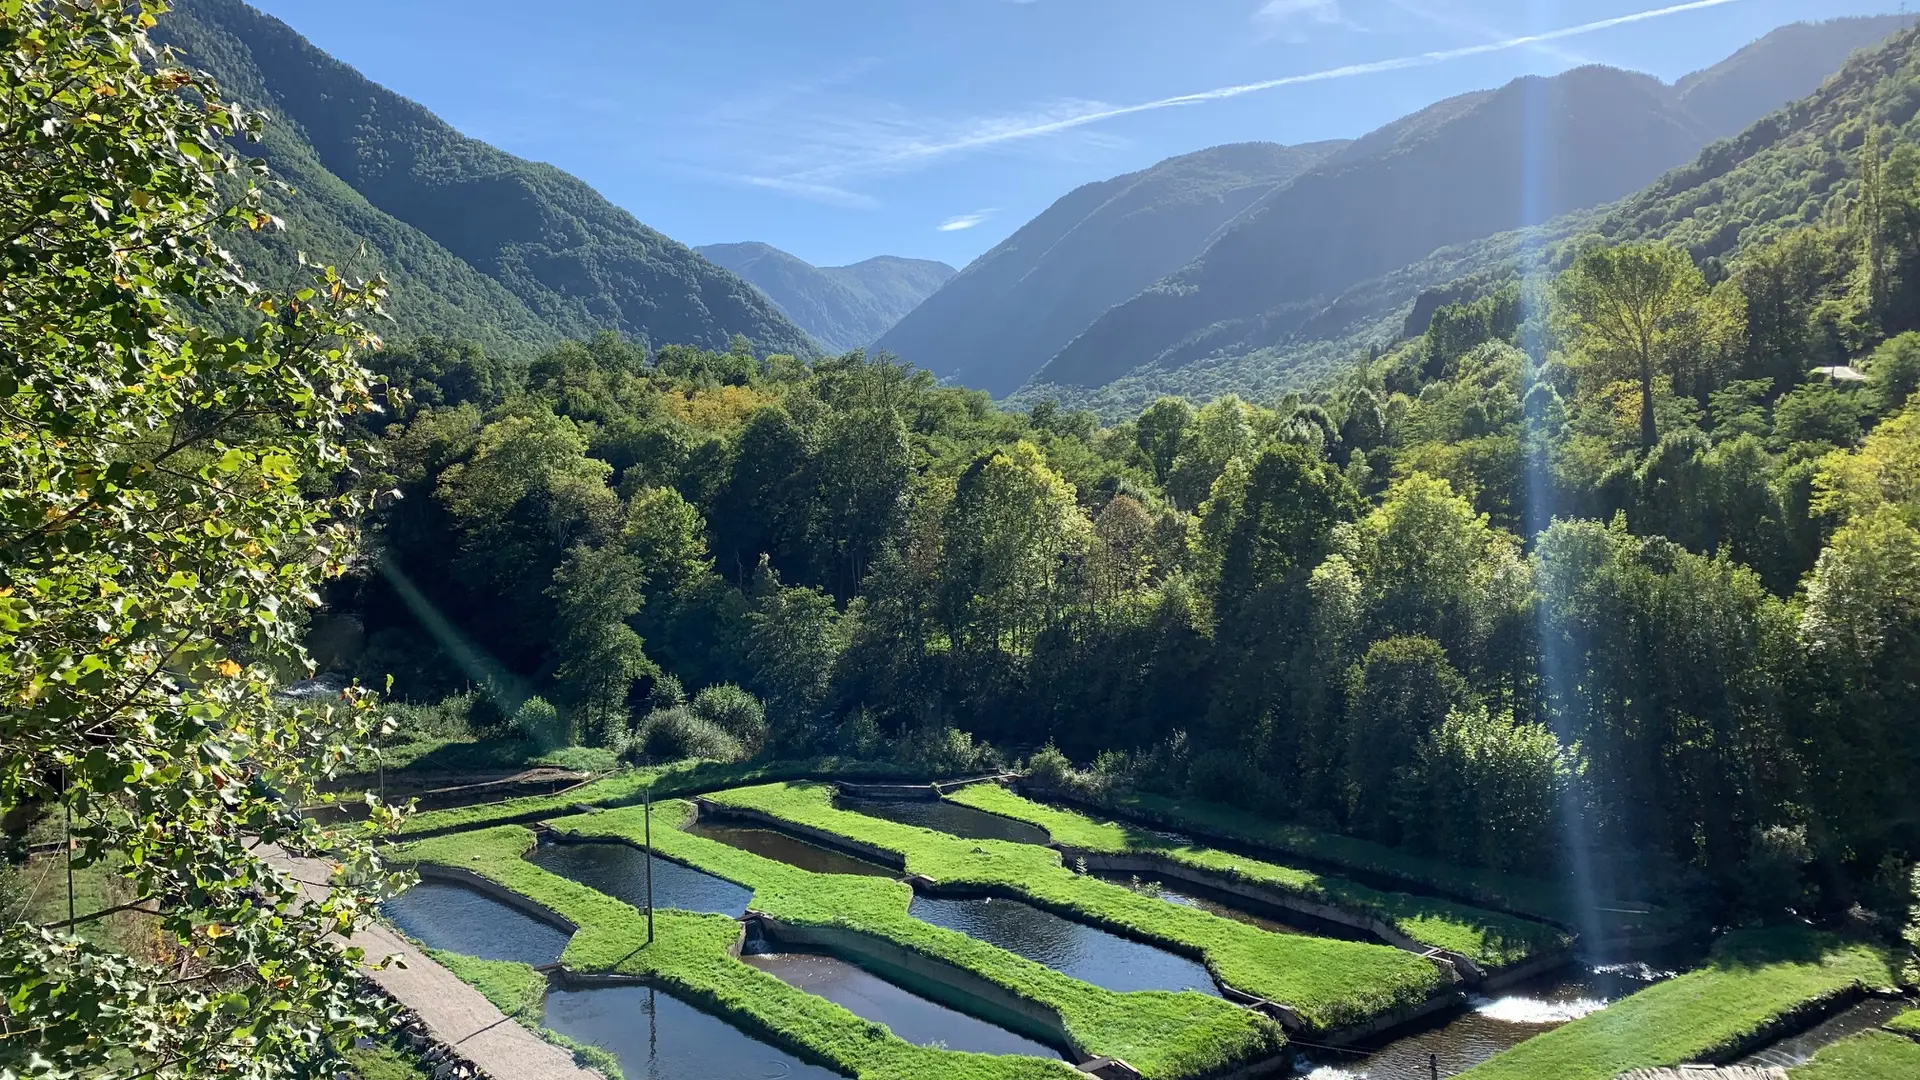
xmin=892 ymin=726 xmax=998 ymax=775
xmin=689 ymin=685 xmax=768 ymax=755
xmin=512 ymin=696 xmax=567 ymax=750
xmin=1024 ymin=743 xmax=1075 ymax=788
xmin=647 ymin=673 xmax=686 ymax=710
xmin=629 ymin=706 xmax=745 ymax=763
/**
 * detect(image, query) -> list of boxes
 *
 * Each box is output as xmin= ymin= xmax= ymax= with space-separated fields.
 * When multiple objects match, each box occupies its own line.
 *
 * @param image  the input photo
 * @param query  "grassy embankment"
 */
xmin=702 ymin=782 xmax=1447 ymax=1030
xmin=947 ymin=785 xmax=1569 ymax=970
xmin=1885 ymin=1006 xmax=1920 ymax=1037
xmin=394 ymin=757 xmax=921 ymax=838
xmin=396 ymin=822 xmax=1267 ymax=1080
xmin=1457 ymin=927 xmax=1899 ymax=1080
xmin=548 ymin=800 xmax=1287 ymax=1078
xmin=1029 ymin=786 xmax=1677 ymax=936
xmin=1788 ymin=1031 xmax=1920 ymax=1079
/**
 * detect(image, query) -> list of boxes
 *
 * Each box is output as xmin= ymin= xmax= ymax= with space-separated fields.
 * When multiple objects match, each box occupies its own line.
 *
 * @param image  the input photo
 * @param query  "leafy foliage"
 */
xmin=0 ymin=3 xmax=398 ymax=1074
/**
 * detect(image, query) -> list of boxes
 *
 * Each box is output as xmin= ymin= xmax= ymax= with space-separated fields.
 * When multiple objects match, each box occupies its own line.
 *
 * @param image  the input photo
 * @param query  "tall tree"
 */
xmin=1 ymin=4 xmax=396 ymax=1074
xmin=1554 ymin=242 xmax=1709 ymax=450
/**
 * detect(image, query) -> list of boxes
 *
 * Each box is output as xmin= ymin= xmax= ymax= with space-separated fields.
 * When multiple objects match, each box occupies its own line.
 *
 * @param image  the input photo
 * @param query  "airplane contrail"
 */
xmin=814 ymin=0 xmax=1748 ymax=178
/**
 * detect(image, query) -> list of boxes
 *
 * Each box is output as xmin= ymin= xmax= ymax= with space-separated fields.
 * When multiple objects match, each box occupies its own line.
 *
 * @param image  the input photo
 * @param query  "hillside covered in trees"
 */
xmin=154 ymin=0 xmax=818 ymax=357
xmin=1003 ymin=15 xmax=1912 ymax=414
xmin=344 ymin=47 xmax=1920 ymax=911
xmin=696 ymin=243 xmax=954 ymax=354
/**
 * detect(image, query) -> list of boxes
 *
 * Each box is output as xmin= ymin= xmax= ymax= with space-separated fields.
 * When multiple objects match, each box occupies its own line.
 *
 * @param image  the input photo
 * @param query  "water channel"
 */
xmin=382 ymin=880 xmax=570 ymax=965
xmin=544 ymin=983 xmax=848 ymax=1080
xmin=1094 ymin=872 xmax=1377 ymax=941
xmin=838 ymin=797 xmax=1053 ymax=845
xmin=1291 ymin=959 xmax=1674 ymax=1078
xmin=1736 ymin=995 xmax=1914 ymax=1070
xmin=909 ymin=893 xmax=1222 ymax=996
xmin=528 ymin=839 xmax=754 ymax=916
xmin=742 ymin=949 xmax=1066 ymax=1059
xmin=684 ymin=820 xmax=899 ymax=877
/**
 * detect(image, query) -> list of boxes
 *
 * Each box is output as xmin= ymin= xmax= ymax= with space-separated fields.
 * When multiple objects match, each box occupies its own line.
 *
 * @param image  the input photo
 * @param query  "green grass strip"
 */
xmin=1886 ymin=1007 xmax=1920 ymax=1038
xmin=549 ymin=800 xmax=1287 ymax=1080
xmin=947 ymin=785 xmax=1570 ymax=969
xmin=1459 ymin=927 xmax=1898 ymax=1080
xmin=704 ymin=782 xmax=1446 ymax=1031
xmin=1035 ymin=787 xmax=1676 ymax=934
xmin=395 ymin=825 xmax=1135 ymax=1080
xmin=396 ymin=757 xmax=922 ymax=837
xmin=1789 ymin=1030 xmax=1920 ymax=1079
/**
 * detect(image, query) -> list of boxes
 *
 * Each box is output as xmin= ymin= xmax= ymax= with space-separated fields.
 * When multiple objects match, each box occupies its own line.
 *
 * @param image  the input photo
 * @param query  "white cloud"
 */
xmin=936 ymin=210 xmax=996 ymax=232
xmin=1254 ymin=0 xmax=1355 ymax=41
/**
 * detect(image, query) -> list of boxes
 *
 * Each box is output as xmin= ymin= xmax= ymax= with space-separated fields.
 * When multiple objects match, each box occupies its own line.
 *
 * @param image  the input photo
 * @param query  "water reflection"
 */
xmin=529 ymin=840 xmax=753 ymax=916
xmin=1290 ymin=959 xmax=1671 ymax=1078
xmin=744 ymin=950 xmax=1064 ymax=1059
xmin=840 ymin=798 xmax=1052 ymax=846
xmin=684 ymin=820 xmax=897 ymax=877
xmin=382 ymin=881 xmax=569 ymax=965
xmin=545 ymin=984 xmax=845 ymax=1080
xmin=910 ymin=894 xmax=1220 ymax=996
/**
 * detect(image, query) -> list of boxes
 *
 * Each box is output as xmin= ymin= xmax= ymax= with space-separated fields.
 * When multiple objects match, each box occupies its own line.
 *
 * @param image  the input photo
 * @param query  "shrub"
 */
xmin=512 ymin=696 xmax=568 ymax=750
xmin=629 ymin=707 xmax=745 ymax=763
xmin=1025 ymin=743 xmax=1075 ymax=788
xmin=892 ymin=726 xmax=998 ymax=775
xmin=690 ymin=685 xmax=768 ymax=755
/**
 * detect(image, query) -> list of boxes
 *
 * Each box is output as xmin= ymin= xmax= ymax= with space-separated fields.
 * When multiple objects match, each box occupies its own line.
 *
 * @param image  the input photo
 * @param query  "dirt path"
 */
xmin=261 ymin=846 xmax=601 ymax=1080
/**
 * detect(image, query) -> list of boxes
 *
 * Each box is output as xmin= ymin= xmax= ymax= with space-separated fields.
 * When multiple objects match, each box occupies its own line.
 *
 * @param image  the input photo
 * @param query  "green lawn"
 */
xmin=341 ymin=1043 xmax=434 ymax=1080
xmin=1458 ymin=928 xmax=1899 ymax=1080
xmin=397 ymin=823 xmax=1202 ymax=1080
xmin=1884 ymin=1006 xmax=1920 ymax=1038
xmin=395 ymin=757 xmax=923 ymax=837
xmin=702 ymin=782 xmax=1447 ymax=1031
xmin=1789 ymin=1030 xmax=1920 ymax=1079
xmin=947 ymin=785 xmax=1569 ymax=969
xmin=1032 ymin=786 xmax=1674 ymax=936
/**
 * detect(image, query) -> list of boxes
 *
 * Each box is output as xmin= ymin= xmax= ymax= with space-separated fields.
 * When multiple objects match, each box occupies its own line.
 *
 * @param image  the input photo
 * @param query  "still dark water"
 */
xmin=909 ymin=893 xmax=1220 ymax=996
xmin=529 ymin=840 xmax=754 ymax=916
xmin=544 ymin=984 xmax=846 ymax=1080
xmin=382 ymin=881 xmax=570 ymax=965
xmin=839 ymin=798 xmax=1052 ymax=846
xmin=1095 ymin=873 xmax=1319 ymax=938
xmin=685 ymin=820 xmax=897 ymax=877
xmin=743 ymin=950 xmax=1065 ymax=1059
xmin=1292 ymin=960 xmax=1673 ymax=1078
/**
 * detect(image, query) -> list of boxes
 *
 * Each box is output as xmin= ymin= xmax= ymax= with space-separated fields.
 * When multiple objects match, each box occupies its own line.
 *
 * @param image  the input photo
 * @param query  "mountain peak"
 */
xmin=695 ymin=243 xmax=954 ymax=354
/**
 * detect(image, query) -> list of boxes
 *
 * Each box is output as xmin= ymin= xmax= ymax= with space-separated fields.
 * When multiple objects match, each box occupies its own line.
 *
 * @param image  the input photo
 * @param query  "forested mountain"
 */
xmin=695 ymin=242 xmax=954 ymax=354
xmin=1019 ymin=16 xmax=1910 ymax=411
xmin=873 ymin=141 xmax=1345 ymax=396
xmin=158 ymin=0 xmax=816 ymax=357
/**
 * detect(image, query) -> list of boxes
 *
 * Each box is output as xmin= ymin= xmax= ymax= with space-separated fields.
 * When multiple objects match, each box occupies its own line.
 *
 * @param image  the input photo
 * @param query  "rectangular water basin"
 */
xmin=743 ymin=948 xmax=1066 ymax=1059
xmin=909 ymin=893 xmax=1221 ymax=997
xmin=544 ymin=983 xmax=847 ymax=1080
xmin=838 ymin=797 xmax=1053 ymax=846
xmin=685 ymin=819 xmax=898 ymax=877
xmin=528 ymin=838 xmax=753 ymax=916
xmin=381 ymin=880 xmax=570 ymax=966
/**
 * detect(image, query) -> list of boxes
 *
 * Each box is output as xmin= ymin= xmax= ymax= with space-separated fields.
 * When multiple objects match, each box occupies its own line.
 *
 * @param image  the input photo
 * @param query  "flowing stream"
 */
xmin=1291 ymin=959 xmax=1674 ymax=1078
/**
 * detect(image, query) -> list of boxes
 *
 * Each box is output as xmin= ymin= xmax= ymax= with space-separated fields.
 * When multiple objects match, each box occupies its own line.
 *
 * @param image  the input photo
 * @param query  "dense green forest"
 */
xmin=348 ymin=79 xmax=1920 ymax=918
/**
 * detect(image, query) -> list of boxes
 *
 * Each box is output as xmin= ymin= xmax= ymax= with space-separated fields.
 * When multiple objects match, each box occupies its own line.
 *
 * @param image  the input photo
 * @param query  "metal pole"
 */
xmin=64 ymin=770 xmax=74 ymax=927
xmin=643 ymin=785 xmax=654 ymax=944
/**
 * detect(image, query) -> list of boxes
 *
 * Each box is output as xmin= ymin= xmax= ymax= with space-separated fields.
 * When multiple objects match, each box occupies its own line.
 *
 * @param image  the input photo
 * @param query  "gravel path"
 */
xmin=262 ymin=845 xmax=602 ymax=1080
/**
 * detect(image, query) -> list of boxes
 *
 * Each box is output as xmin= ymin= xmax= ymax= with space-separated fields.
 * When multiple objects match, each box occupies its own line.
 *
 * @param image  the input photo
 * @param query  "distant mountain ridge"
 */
xmin=694 ymin=243 xmax=954 ymax=354
xmin=159 ymin=0 xmax=817 ymax=358
xmin=873 ymin=141 xmax=1347 ymax=396
xmin=1011 ymin=13 xmax=1918 ymax=418
xmin=891 ymin=13 xmax=1906 ymax=409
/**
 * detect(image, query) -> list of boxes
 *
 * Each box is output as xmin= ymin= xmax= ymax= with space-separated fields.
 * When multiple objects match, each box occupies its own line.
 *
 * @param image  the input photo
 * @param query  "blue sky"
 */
xmin=248 ymin=0 xmax=1892 ymax=269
